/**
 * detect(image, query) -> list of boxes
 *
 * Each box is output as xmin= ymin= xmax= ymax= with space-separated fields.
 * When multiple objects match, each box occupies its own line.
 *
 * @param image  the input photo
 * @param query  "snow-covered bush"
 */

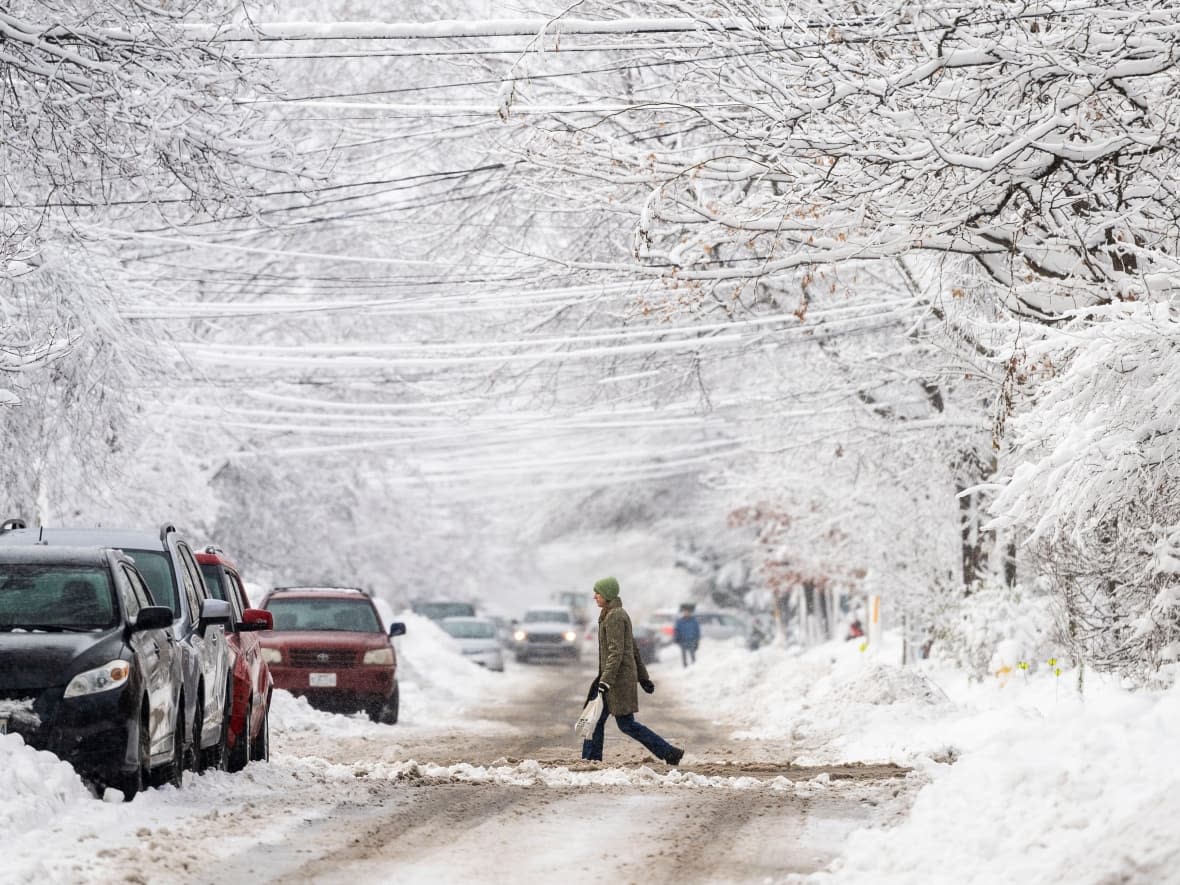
xmin=927 ymin=582 xmax=1056 ymax=681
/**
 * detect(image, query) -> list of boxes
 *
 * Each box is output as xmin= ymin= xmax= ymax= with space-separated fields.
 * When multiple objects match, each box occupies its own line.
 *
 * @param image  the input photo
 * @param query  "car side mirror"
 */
xmin=388 ymin=621 xmax=406 ymax=637
xmin=238 ymin=608 xmax=273 ymax=632
xmin=132 ymin=605 xmax=174 ymax=632
xmin=199 ymin=597 xmax=233 ymax=633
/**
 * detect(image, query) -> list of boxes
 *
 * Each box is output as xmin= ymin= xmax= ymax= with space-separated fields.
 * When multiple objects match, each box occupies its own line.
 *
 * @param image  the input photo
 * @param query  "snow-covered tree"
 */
xmin=0 ymin=0 xmax=300 ymax=518
xmin=987 ymin=302 xmax=1180 ymax=676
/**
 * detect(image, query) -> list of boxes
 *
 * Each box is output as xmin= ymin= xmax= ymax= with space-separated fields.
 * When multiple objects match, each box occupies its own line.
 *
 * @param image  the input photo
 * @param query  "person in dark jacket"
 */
xmin=673 ymin=604 xmax=701 ymax=667
xmin=581 ymin=576 xmax=684 ymax=766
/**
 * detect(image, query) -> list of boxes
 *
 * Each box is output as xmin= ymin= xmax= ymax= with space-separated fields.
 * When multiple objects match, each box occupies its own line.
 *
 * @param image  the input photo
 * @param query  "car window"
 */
xmin=115 ymin=564 xmax=142 ymax=619
xmin=224 ymin=571 xmax=247 ymax=622
xmin=265 ymin=598 xmax=382 ymax=632
xmin=177 ymin=545 xmax=205 ymax=619
xmin=123 ymin=566 xmax=154 ymax=612
xmin=199 ymin=563 xmax=227 ymax=601
xmin=126 ymin=549 xmax=178 ymax=615
xmin=413 ymin=602 xmax=475 ymax=620
xmin=524 ymin=610 xmax=569 ymax=623
xmin=0 ymin=565 xmax=118 ymax=631
xmin=442 ymin=619 xmax=496 ymax=639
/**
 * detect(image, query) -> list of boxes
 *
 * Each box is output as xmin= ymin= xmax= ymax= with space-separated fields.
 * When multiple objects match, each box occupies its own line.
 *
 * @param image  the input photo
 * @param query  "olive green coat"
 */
xmin=597 ymin=598 xmax=650 ymax=716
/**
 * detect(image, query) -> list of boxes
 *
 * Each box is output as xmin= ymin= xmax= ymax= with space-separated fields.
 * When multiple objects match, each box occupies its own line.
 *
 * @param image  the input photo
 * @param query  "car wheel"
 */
xmin=250 ymin=703 xmax=269 ymax=763
xmin=187 ymin=694 xmax=204 ymax=773
xmin=161 ymin=708 xmax=184 ymax=789
xmin=116 ymin=704 xmax=151 ymax=801
xmin=382 ymin=684 xmax=400 ymax=725
xmin=227 ymin=699 xmax=250 ymax=773
xmin=203 ymin=686 xmax=232 ymax=772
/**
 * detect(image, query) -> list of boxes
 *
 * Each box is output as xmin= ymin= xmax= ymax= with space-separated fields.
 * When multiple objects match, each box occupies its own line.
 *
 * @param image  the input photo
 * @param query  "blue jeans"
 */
xmin=581 ymin=705 xmax=676 ymax=762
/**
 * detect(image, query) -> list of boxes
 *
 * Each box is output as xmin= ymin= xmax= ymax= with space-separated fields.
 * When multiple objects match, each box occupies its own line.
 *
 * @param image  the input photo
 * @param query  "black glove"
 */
xmin=640 ymin=679 xmax=655 ymax=695
xmin=586 ymin=678 xmax=605 ymax=703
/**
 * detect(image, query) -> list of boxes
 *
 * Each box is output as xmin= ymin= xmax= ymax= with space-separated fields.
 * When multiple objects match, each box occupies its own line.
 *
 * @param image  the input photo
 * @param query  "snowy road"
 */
xmin=9 ymin=660 xmax=912 ymax=884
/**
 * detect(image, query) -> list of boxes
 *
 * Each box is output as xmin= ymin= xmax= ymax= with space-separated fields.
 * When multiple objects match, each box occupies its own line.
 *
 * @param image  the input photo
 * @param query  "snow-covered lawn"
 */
xmin=4 ymin=621 xmax=1178 ymax=883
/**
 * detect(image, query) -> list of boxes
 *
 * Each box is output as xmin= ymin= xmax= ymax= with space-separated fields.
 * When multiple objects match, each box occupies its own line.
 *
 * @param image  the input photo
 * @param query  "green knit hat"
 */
xmin=593 ymin=576 xmax=620 ymax=601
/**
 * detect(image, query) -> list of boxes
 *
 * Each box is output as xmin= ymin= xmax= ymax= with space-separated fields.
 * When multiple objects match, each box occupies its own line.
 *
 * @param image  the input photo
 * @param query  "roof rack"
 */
xmin=159 ymin=523 xmax=177 ymax=543
xmin=1 ymin=518 xmax=27 ymax=532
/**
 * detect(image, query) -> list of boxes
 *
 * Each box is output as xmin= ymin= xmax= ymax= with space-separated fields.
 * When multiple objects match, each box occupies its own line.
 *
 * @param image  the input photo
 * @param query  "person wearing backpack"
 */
xmin=581 ymin=576 xmax=684 ymax=766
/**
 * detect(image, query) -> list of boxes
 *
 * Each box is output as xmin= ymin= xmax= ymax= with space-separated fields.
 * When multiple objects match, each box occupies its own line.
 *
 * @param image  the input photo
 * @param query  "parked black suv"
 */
xmin=0 ymin=546 xmax=184 ymax=799
xmin=0 ymin=519 xmax=232 ymax=772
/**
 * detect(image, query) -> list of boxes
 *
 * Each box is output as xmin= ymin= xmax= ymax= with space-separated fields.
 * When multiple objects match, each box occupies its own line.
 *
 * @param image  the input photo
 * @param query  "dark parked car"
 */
xmin=0 ymin=519 xmax=233 ymax=772
xmin=633 ymin=625 xmax=660 ymax=665
xmin=258 ymin=587 xmax=406 ymax=723
xmin=196 ymin=546 xmax=273 ymax=771
xmin=0 ymin=546 xmax=184 ymax=799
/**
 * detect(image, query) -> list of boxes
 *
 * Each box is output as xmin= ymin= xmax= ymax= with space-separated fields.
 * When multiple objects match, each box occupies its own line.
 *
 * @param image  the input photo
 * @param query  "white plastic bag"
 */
xmin=574 ymin=693 xmax=604 ymax=738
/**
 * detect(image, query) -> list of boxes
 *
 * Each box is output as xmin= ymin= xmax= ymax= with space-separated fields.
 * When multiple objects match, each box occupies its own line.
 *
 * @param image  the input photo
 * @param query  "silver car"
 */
xmin=512 ymin=607 xmax=581 ymax=663
xmin=440 ymin=616 xmax=504 ymax=672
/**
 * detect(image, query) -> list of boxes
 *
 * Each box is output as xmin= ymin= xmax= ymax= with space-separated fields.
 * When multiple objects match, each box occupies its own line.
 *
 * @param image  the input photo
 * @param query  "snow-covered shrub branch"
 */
xmin=988 ymin=302 xmax=1180 ymax=674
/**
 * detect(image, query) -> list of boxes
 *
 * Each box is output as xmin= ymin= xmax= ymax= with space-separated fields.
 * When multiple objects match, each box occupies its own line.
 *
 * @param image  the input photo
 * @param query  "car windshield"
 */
xmin=441 ymin=619 xmax=496 ymax=639
xmin=0 ymin=565 xmax=118 ymax=632
xmin=124 ymin=549 xmax=177 ymax=615
xmin=414 ymin=602 xmax=475 ymax=620
xmin=524 ymin=610 xmax=569 ymax=623
xmin=265 ymin=597 xmax=382 ymax=632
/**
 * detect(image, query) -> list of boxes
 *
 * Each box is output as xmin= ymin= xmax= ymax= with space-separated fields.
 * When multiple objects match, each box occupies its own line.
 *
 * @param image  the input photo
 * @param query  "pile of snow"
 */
xmin=807 ymin=684 xmax=1180 ymax=884
xmin=0 ymin=734 xmax=94 ymax=834
xmin=821 ymin=662 xmax=950 ymax=707
xmin=657 ymin=630 xmax=1180 ymax=884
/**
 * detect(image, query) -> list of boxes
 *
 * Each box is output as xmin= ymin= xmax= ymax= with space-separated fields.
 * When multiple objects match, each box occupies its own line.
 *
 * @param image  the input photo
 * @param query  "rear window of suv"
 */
xmin=265 ymin=597 xmax=382 ymax=633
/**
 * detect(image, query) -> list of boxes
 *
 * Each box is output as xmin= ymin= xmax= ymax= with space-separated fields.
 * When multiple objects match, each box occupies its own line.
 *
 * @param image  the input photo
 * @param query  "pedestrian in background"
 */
xmin=581 ymin=576 xmax=684 ymax=766
xmin=673 ymin=603 xmax=701 ymax=668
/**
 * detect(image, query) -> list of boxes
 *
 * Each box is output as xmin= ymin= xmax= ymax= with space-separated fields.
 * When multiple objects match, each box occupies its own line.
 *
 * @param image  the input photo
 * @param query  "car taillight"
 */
xmin=661 ymin=625 xmax=673 ymax=635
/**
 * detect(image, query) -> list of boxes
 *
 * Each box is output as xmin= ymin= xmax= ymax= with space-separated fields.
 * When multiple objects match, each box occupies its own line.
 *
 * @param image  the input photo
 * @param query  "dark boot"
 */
xmin=665 ymin=746 xmax=684 ymax=766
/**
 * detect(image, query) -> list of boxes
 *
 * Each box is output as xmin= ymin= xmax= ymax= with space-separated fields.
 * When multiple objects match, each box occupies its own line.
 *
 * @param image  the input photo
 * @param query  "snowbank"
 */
xmin=0 ymin=734 xmax=94 ymax=834
xmin=806 ymin=685 xmax=1180 ymax=884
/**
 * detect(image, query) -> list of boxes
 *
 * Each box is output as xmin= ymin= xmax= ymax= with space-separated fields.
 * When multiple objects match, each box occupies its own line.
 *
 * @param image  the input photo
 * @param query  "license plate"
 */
xmin=309 ymin=673 xmax=337 ymax=687
xmin=0 ymin=716 xmax=8 ymax=735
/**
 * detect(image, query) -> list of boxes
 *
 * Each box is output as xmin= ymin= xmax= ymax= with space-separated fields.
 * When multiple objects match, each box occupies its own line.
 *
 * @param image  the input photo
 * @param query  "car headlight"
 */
xmin=261 ymin=647 xmax=283 ymax=664
xmin=514 ymin=630 xmax=527 ymax=642
xmin=64 ymin=660 xmax=131 ymax=698
xmin=363 ymin=647 xmax=393 ymax=665
xmin=563 ymin=631 xmax=578 ymax=642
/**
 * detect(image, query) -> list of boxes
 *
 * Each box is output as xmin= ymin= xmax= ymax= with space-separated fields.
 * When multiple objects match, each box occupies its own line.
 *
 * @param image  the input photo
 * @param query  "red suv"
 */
xmin=195 ymin=547 xmax=274 ymax=771
xmin=257 ymin=587 xmax=406 ymax=723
